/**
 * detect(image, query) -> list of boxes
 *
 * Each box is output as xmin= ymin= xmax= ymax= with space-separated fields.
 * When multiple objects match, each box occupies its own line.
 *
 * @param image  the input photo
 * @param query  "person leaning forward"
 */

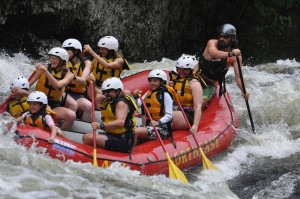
xmin=195 ymin=23 xmax=249 ymax=100
xmin=82 ymin=77 xmax=137 ymax=154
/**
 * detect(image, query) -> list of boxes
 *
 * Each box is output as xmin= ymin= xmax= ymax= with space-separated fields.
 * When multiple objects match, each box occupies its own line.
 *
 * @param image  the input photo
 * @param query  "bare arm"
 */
xmin=203 ymin=40 xmax=241 ymax=60
xmin=73 ymin=59 xmax=92 ymax=84
xmin=190 ymin=79 xmax=203 ymax=134
xmin=45 ymin=70 xmax=74 ymax=89
xmin=204 ymin=40 xmax=229 ymax=59
xmin=48 ymin=124 xmax=57 ymax=143
xmin=84 ymin=45 xmax=124 ymax=69
xmin=16 ymin=115 xmax=24 ymax=124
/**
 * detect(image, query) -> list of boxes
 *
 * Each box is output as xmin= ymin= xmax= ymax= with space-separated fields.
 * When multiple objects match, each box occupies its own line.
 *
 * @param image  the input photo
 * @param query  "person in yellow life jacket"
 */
xmin=195 ymin=24 xmax=249 ymax=100
xmin=133 ymin=69 xmax=175 ymax=144
xmin=169 ymin=55 xmax=203 ymax=134
xmin=16 ymin=91 xmax=64 ymax=143
xmin=83 ymin=77 xmax=137 ymax=155
xmin=83 ymin=36 xmax=130 ymax=106
xmin=7 ymin=76 xmax=30 ymax=118
xmin=62 ymin=38 xmax=92 ymax=122
xmin=28 ymin=47 xmax=76 ymax=131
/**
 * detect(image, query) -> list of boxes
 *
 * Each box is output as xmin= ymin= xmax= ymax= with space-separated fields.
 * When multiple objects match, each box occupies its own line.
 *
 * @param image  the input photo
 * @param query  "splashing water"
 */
xmin=1 ymin=52 xmax=300 ymax=198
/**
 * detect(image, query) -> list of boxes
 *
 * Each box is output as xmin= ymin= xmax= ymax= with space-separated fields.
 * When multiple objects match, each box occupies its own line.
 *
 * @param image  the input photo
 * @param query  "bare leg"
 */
xmin=63 ymin=93 xmax=78 ymax=112
xmin=134 ymin=127 xmax=149 ymax=145
xmin=88 ymin=86 xmax=105 ymax=108
xmin=172 ymin=111 xmax=189 ymax=130
xmin=76 ymin=98 xmax=92 ymax=122
xmin=53 ymin=107 xmax=76 ymax=131
xmin=95 ymin=94 xmax=106 ymax=108
xmin=82 ymin=132 xmax=107 ymax=148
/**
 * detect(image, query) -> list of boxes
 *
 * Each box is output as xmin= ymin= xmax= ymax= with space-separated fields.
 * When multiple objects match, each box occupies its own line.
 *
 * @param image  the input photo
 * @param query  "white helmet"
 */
xmin=97 ymin=36 xmax=119 ymax=51
xmin=101 ymin=77 xmax=123 ymax=91
xmin=48 ymin=47 xmax=69 ymax=63
xmin=10 ymin=76 xmax=29 ymax=90
xmin=148 ymin=69 xmax=167 ymax=82
xmin=27 ymin=91 xmax=48 ymax=105
xmin=219 ymin=24 xmax=236 ymax=36
xmin=62 ymin=38 xmax=82 ymax=52
xmin=176 ymin=55 xmax=198 ymax=69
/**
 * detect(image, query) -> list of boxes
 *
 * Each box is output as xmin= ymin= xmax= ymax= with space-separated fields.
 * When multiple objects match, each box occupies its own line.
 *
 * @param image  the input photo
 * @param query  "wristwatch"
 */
xmin=100 ymin=123 xmax=106 ymax=130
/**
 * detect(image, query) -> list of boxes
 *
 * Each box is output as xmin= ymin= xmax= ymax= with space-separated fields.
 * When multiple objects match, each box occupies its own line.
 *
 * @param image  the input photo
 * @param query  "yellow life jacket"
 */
xmin=144 ymin=86 xmax=174 ymax=121
xmin=7 ymin=96 xmax=30 ymax=118
xmin=92 ymin=56 xmax=124 ymax=87
xmin=66 ymin=61 xmax=88 ymax=94
xmin=36 ymin=65 xmax=69 ymax=102
xmin=170 ymin=74 xmax=195 ymax=107
xmin=23 ymin=107 xmax=58 ymax=130
xmin=100 ymin=95 xmax=137 ymax=135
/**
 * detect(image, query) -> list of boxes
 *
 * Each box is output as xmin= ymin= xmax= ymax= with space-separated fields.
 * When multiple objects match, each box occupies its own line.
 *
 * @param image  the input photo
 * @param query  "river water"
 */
xmin=0 ymin=52 xmax=299 ymax=199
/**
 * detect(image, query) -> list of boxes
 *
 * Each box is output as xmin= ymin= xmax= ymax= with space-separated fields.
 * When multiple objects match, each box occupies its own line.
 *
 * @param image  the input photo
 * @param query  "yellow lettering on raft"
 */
xmin=174 ymin=152 xmax=181 ymax=166
xmin=193 ymin=145 xmax=200 ymax=159
xmin=204 ymin=141 xmax=210 ymax=153
xmin=180 ymin=150 xmax=187 ymax=164
xmin=172 ymin=136 xmax=220 ymax=167
xmin=186 ymin=147 xmax=192 ymax=161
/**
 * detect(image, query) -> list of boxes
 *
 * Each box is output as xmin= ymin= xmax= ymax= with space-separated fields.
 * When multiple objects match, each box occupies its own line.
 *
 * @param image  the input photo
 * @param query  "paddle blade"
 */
xmin=101 ymin=160 xmax=109 ymax=168
xmin=199 ymin=148 xmax=218 ymax=170
xmin=166 ymin=153 xmax=188 ymax=184
xmin=93 ymin=149 xmax=98 ymax=166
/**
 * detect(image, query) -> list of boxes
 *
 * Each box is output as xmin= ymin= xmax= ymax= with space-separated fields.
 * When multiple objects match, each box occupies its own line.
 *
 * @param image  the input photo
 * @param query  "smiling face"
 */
xmin=28 ymin=101 xmax=43 ymax=114
xmin=176 ymin=67 xmax=192 ymax=78
xmin=48 ymin=55 xmax=61 ymax=68
xmin=148 ymin=77 xmax=163 ymax=90
xmin=102 ymin=89 xmax=117 ymax=101
xmin=217 ymin=33 xmax=232 ymax=50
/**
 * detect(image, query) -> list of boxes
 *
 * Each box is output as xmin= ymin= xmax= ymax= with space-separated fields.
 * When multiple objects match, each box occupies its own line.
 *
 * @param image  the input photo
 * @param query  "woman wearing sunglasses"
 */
xmin=195 ymin=23 xmax=249 ymax=100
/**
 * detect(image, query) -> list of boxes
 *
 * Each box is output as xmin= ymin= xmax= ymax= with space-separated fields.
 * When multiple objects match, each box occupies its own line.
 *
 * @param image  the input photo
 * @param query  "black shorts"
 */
xmin=183 ymin=108 xmax=194 ymax=126
xmin=48 ymin=100 xmax=62 ymax=109
xmin=67 ymin=92 xmax=87 ymax=101
xmin=104 ymin=133 xmax=129 ymax=153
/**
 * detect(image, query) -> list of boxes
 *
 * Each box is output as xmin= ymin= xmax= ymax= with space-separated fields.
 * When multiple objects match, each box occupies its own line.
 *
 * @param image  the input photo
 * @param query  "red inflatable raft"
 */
xmin=11 ymin=70 xmax=239 ymax=176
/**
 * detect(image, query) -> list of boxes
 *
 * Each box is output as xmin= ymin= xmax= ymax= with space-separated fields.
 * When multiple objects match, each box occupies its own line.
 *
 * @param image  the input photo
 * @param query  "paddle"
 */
xmin=174 ymin=97 xmax=218 ymax=170
xmin=0 ymin=70 xmax=37 ymax=113
xmin=138 ymin=95 xmax=188 ymax=184
xmin=236 ymin=56 xmax=256 ymax=134
xmin=89 ymin=81 xmax=99 ymax=166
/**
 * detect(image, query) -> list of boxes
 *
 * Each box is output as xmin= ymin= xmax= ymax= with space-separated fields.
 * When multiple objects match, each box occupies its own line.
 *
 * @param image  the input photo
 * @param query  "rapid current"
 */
xmin=0 ymin=52 xmax=299 ymax=199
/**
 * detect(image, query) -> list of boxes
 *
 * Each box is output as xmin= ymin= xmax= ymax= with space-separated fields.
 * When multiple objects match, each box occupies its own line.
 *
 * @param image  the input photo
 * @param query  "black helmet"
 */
xmin=219 ymin=24 xmax=236 ymax=36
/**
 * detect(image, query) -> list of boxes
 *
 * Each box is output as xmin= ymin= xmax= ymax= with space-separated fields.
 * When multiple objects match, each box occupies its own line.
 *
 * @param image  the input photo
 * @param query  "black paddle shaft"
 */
xmin=236 ymin=56 xmax=256 ymax=133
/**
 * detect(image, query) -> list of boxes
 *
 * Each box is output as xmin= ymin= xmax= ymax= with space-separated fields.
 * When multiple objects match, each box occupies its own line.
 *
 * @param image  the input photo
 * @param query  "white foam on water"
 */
xmin=1 ymin=53 xmax=300 ymax=198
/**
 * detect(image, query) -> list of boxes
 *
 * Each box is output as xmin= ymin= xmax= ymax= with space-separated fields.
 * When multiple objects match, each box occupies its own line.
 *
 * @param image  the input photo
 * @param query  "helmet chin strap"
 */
xmin=53 ymin=60 xmax=65 ymax=72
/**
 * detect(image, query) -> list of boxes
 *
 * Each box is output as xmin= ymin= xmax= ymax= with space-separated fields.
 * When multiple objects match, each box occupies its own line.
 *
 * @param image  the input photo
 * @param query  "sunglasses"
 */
xmin=218 ymin=34 xmax=230 ymax=39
